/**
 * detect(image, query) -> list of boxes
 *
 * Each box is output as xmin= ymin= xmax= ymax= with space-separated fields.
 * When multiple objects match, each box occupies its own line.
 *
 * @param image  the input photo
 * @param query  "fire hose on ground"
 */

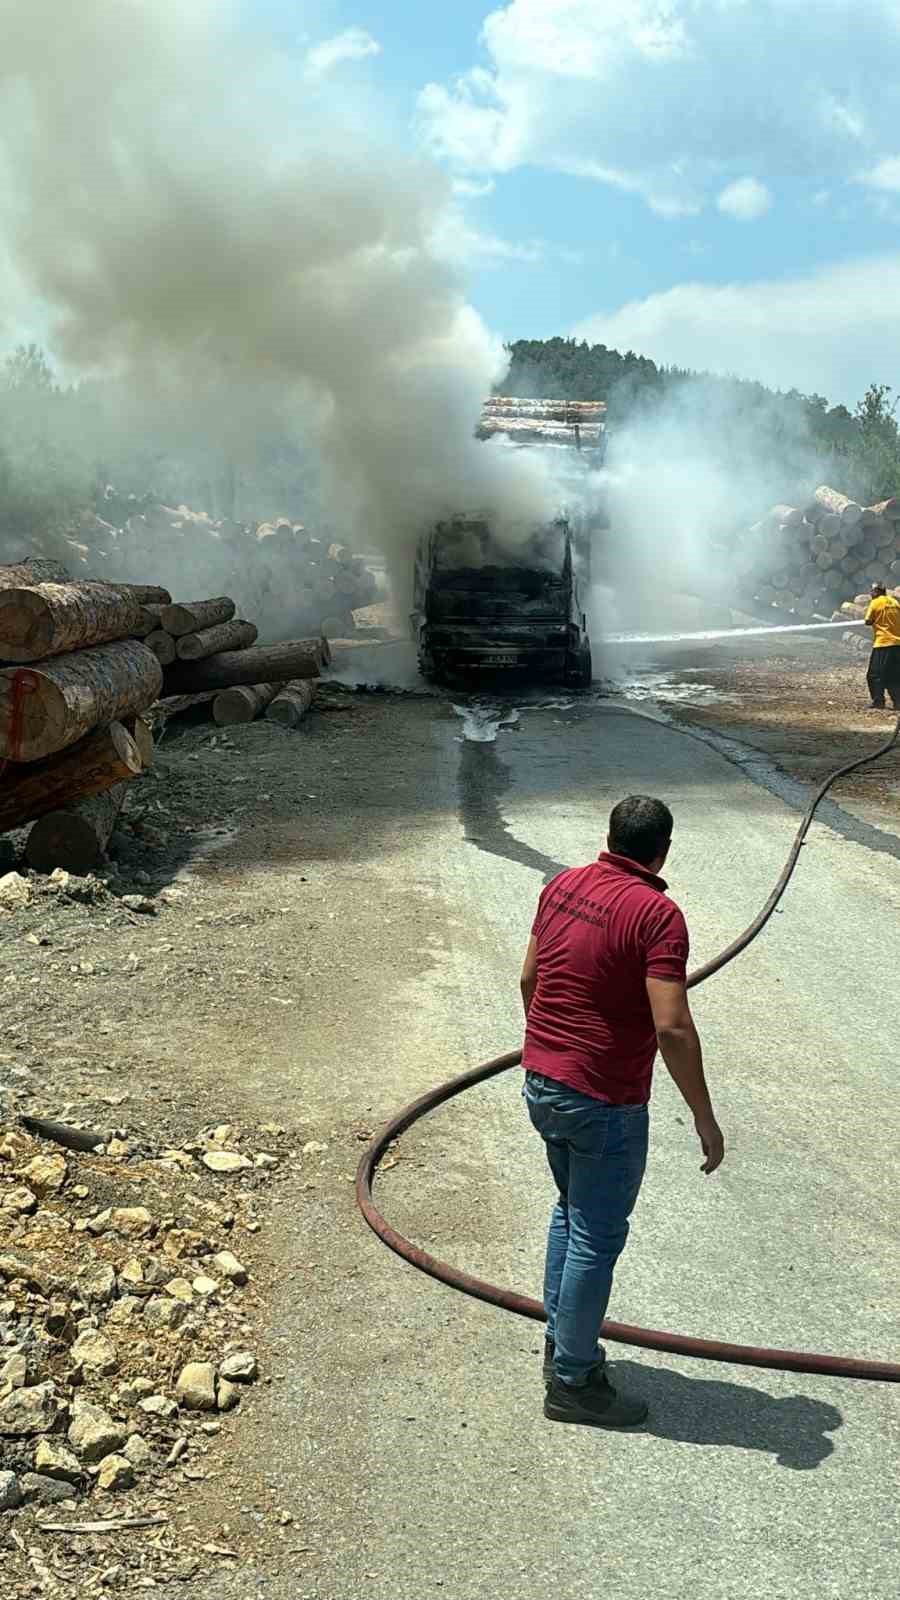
xmin=357 ymin=714 xmax=900 ymax=1384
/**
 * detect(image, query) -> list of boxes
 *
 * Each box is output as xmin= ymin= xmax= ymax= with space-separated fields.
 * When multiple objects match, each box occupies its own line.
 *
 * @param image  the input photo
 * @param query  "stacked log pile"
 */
xmin=0 ymin=563 xmax=330 ymax=872
xmin=731 ymin=487 xmax=900 ymax=619
xmin=82 ymin=497 xmax=384 ymax=640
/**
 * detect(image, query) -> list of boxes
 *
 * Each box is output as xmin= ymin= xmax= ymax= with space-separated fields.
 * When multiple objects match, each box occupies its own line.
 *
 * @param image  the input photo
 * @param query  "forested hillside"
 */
xmin=499 ymin=336 xmax=900 ymax=505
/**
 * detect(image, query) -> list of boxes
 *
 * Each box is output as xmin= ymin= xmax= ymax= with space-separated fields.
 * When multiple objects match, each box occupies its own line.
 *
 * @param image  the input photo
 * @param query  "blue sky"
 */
xmin=249 ymin=0 xmax=900 ymax=405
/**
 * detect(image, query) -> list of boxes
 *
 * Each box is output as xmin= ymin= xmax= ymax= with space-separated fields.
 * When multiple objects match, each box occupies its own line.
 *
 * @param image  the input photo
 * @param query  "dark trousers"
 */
xmin=867 ymin=645 xmax=900 ymax=708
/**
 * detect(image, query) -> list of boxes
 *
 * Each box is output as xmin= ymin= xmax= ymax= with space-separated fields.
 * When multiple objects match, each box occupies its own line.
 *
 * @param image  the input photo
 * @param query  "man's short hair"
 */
xmin=608 ymin=795 xmax=673 ymax=866
xmin=872 ymin=581 xmax=886 ymax=596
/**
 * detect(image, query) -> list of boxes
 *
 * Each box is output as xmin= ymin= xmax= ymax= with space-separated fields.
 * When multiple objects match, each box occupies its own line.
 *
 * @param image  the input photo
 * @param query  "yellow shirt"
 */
xmin=864 ymin=593 xmax=900 ymax=648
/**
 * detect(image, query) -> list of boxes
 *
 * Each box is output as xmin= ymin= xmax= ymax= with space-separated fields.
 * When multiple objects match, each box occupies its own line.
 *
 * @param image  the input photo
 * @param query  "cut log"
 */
xmin=0 ymin=559 xmax=71 ymax=588
xmin=265 ymin=680 xmax=316 ymax=729
xmin=107 ymin=583 xmax=171 ymax=606
xmin=875 ymin=520 xmax=897 ymax=548
xmin=162 ymin=637 xmax=329 ymax=694
xmin=25 ymin=781 xmax=131 ymax=874
xmin=0 ymin=722 xmax=142 ymax=833
xmin=159 ymin=597 xmax=236 ymax=637
xmin=176 ymin=618 xmax=258 ymax=662
xmin=145 ymin=630 xmax=177 ymax=666
xmin=130 ymin=603 xmax=165 ymax=638
xmin=870 ymin=498 xmax=900 ymax=517
xmin=212 ymin=682 xmax=279 ymax=726
xmin=0 ymin=582 xmax=143 ymax=663
xmin=124 ymin=714 xmax=155 ymax=768
xmin=0 ymin=640 xmax=163 ymax=763
xmin=813 ymin=485 xmax=863 ymax=527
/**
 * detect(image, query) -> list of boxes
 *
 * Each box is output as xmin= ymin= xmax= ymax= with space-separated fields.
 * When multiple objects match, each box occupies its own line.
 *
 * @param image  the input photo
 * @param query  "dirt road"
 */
xmin=3 ymin=687 xmax=898 ymax=1599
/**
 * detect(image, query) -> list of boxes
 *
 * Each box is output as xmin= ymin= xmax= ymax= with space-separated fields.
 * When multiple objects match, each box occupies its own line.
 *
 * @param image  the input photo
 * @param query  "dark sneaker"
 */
xmin=542 ymin=1339 xmax=555 ymax=1384
xmin=865 ymin=703 xmax=887 ymax=712
xmin=544 ymin=1365 xmax=648 ymax=1429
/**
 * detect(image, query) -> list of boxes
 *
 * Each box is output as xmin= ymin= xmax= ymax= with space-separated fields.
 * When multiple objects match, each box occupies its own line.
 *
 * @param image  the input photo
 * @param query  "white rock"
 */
xmin=109 ymin=1206 xmax=154 ymax=1238
xmin=106 ymin=1294 xmax=141 ymax=1326
xmin=0 ymin=871 xmax=33 ymax=911
xmin=302 ymin=1140 xmax=328 ymax=1155
xmin=211 ymin=1250 xmax=247 ymax=1286
xmin=20 ymin=1152 xmax=67 ymax=1195
xmin=254 ymin=1152 xmax=278 ymax=1169
xmin=219 ymin=1349 xmax=258 ymax=1384
xmin=75 ymin=1261 xmax=117 ymax=1305
xmin=0 ymin=1470 xmax=22 ymax=1509
xmin=123 ymin=1432 xmax=153 ymax=1469
xmin=33 ymin=1439 xmax=83 ymax=1485
xmin=0 ymin=1382 xmax=59 ymax=1437
xmin=192 ymin=1275 xmax=219 ymax=1298
xmin=119 ymin=1257 xmax=145 ymax=1286
xmin=143 ymin=1295 xmax=188 ymax=1331
xmin=68 ymin=1402 xmax=126 ymax=1463
xmin=1 ymin=1186 xmax=37 ymax=1215
xmin=71 ymin=1329 xmax=119 ymax=1375
xmin=165 ymin=1277 xmax=194 ymax=1304
xmin=175 ymin=1361 xmax=217 ymax=1411
xmin=202 ymin=1151 xmax=252 ymax=1174
xmin=139 ymin=1394 xmax=178 ymax=1420
xmin=0 ymin=1351 xmax=27 ymax=1389
xmin=216 ymin=1378 xmax=241 ymax=1412
xmin=97 ymin=1452 xmax=135 ymax=1492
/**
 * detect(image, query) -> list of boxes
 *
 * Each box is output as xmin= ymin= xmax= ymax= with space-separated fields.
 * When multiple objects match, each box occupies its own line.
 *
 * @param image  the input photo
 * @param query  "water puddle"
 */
xmin=452 ymin=703 xmax=521 ymax=742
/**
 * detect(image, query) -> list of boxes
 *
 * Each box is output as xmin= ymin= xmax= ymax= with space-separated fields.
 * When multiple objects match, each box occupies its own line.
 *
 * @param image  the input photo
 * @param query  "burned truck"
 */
xmin=411 ymin=514 xmax=592 ymax=686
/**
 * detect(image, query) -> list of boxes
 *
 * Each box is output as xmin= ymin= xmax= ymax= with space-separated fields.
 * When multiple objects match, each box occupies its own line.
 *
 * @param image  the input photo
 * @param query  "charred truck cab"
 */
xmin=412 ymin=514 xmax=592 ymax=686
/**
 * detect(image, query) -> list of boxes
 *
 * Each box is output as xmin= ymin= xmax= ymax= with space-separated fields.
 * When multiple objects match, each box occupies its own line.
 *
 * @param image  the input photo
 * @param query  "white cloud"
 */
xmin=860 ymin=155 xmax=900 ymax=190
xmin=716 ymin=177 xmax=772 ymax=221
xmin=417 ymin=1 xmax=900 ymax=217
xmin=431 ymin=209 xmax=543 ymax=267
xmin=304 ymin=27 xmax=381 ymax=79
xmin=575 ymin=254 xmax=900 ymax=404
xmin=451 ymin=176 xmax=497 ymax=198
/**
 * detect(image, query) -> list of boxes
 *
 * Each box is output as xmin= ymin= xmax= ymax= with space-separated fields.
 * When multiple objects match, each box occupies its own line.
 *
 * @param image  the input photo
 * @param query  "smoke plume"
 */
xmin=0 ymin=0 xmax=554 ymax=600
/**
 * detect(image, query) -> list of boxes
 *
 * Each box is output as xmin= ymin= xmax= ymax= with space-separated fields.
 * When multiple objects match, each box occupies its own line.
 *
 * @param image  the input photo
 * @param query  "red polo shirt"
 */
xmin=522 ymin=852 xmax=689 ymax=1105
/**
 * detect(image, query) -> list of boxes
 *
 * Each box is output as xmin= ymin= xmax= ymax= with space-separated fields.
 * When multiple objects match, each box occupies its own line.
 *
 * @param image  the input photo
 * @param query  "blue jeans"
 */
xmin=524 ymin=1072 xmax=649 ymax=1387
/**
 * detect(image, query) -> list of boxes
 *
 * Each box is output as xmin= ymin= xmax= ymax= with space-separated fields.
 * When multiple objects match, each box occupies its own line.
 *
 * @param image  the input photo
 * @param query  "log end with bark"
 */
xmin=0 ymin=582 xmax=142 ymax=663
xmin=0 ymin=640 xmax=163 ymax=763
xmin=160 ymin=597 xmax=236 ymax=637
xmin=212 ymin=682 xmax=279 ymax=725
xmin=176 ymin=618 xmax=258 ymax=661
xmin=265 ymin=680 xmax=316 ymax=729
xmin=25 ymin=781 xmax=132 ymax=874
xmin=0 ymin=722 xmax=142 ymax=834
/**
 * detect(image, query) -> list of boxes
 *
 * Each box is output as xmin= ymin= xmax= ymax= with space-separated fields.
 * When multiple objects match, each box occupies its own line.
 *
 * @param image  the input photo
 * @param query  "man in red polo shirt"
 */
xmin=521 ymin=794 xmax=724 ymax=1430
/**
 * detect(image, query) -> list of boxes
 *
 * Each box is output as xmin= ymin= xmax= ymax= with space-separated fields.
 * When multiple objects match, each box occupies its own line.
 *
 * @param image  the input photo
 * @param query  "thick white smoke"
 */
xmin=0 ymin=0 xmax=556 ymax=601
xmin=595 ymin=380 xmax=833 ymax=633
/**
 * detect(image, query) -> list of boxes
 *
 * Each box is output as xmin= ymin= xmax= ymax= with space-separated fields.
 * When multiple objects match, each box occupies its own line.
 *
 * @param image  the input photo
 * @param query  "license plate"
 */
xmin=484 ymin=653 xmax=518 ymax=666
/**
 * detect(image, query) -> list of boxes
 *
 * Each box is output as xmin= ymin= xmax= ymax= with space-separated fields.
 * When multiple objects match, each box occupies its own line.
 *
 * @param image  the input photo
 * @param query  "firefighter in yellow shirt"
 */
xmin=864 ymin=582 xmax=900 ymax=711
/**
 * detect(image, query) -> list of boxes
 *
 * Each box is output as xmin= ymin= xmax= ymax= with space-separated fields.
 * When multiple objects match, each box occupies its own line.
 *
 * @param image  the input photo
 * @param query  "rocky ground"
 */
xmin=0 ymin=684 xmax=376 ymax=1592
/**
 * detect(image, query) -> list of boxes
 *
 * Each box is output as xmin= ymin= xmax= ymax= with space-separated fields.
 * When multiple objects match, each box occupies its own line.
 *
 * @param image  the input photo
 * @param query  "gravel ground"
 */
xmin=1 ymin=664 xmax=898 ymax=1598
